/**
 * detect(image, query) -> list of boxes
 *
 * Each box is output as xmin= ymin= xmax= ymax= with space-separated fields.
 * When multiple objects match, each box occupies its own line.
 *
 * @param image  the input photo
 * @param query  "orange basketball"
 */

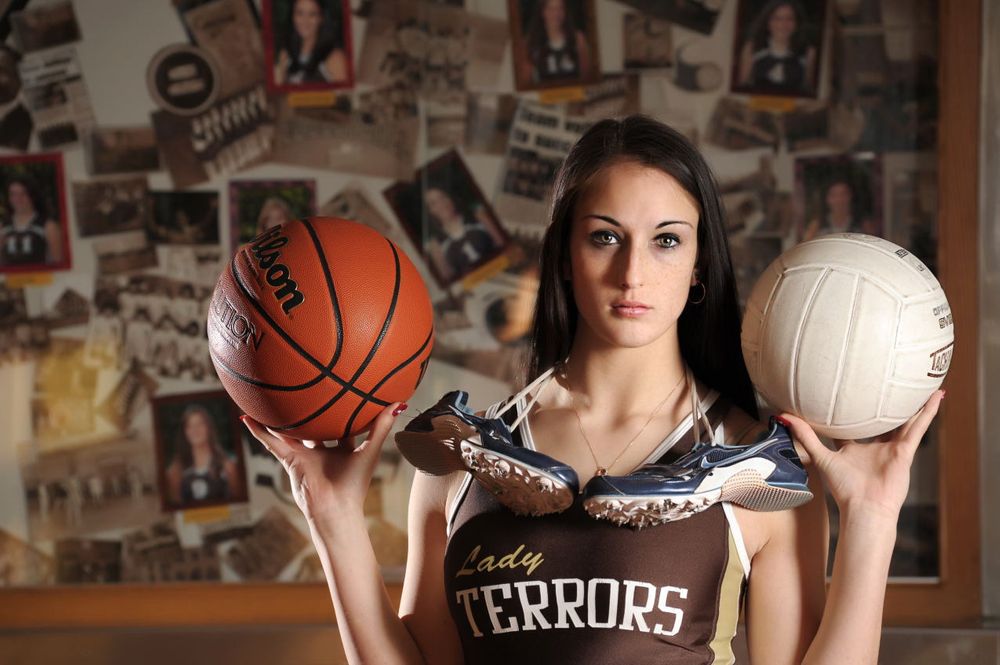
xmin=207 ymin=217 xmax=434 ymax=442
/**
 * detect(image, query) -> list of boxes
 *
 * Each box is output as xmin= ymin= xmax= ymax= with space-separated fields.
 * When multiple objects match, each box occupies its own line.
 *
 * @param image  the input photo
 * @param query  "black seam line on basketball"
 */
xmin=227 ymin=253 xmax=391 ymax=407
xmin=341 ymin=326 xmax=433 ymax=438
xmin=208 ymin=345 xmax=325 ymax=392
xmin=272 ymin=237 xmax=403 ymax=435
xmin=300 ymin=218 xmax=344 ymax=369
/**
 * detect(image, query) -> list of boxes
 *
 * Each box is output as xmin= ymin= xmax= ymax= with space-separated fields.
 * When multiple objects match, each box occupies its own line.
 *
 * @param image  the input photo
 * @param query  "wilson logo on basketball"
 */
xmin=250 ymin=226 xmax=305 ymax=314
xmin=928 ymin=343 xmax=954 ymax=378
xmin=213 ymin=296 xmax=264 ymax=350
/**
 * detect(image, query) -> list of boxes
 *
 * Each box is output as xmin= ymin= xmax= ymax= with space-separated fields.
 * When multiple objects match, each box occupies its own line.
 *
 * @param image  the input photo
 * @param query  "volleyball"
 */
xmin=207 ymin=217 xmax=434 ymax=443
xmin=741 ymin=233 xmax=953 ymax=439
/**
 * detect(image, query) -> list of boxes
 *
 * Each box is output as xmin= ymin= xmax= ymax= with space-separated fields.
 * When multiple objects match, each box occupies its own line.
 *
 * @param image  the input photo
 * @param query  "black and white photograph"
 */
xmin=795 ymin=154 xmax=883 ymax=241
xmin=731 ymin=0 xmax=826 ymax=98
xmin=615 ymin=0 xmax=723 ymax=35
xmin=705 ymin=96 xmax=781 ymax=150
xmin=272 ymin=98 xmax=419 ymax=180
xmin=494 ymin=101 xmax=584 ymax=230
xmin=121 ymin=522 xmax=221 ymax=583
xmin=177 ymin=0 xmax=266 ymax=99
xmin=31 ymin=338 xmax=98 ymax=443
xmin=229 ymin=178 xmax=315 ymax=247
xmin=464 ymin=93 xmax=519 ymax=155
xmin=0 ymin=152 xmax=71 ymax=274
xmin=148 ymin=190 xmax=220 ymax=245
xmin=10 ymin=1 xmax=82 ymax=54
xmin=223 ymin=507 xmax=308 ymax=580
xmin=54 ymin=538 xmax=123 ymax=584
xmin=19 ymin=45 xmax=95 ymax=148
xmin=357 ymin=1 xmax=507 ymax=96
xmin=72 ymin=176 xmax=149 ymax=237
xmin=883 ymin=152 xmax=937 ymax=274
xmin=152 ymin=83 xmax=274 ymax=189
xmin=263 ymin=0 xmax=354 ymax=93
xmin=82 ymin=127 xmax=161 ymax=176
xmin=93 ymin=231 xmax=158 ymax=275
xmin=19 ymin=430 xmax=161 ymax=542
xmin=623 ymin=12 xmax=673 ymax=70
xmin=509 ymin=0 xmax=600 ymax=92
xmin=384 ymin=149 xmax=510 ymax=289
xmin=151 ymin=390 xmax=248 ymax=513
xmin=0 ymin=529 xmax=54 ymax=586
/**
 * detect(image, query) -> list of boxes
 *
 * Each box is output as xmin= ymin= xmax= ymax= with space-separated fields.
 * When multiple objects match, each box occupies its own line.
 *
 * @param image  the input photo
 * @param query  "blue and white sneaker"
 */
xmin=395 ymin=390 xmax=579 ymax=516
xmin=582 ymin=417 xmax=812 ymax=528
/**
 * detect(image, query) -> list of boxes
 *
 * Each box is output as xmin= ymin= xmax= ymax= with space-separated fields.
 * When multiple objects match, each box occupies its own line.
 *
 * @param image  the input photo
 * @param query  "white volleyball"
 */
xmin=741 ymin=233 xmax=954 ymax=439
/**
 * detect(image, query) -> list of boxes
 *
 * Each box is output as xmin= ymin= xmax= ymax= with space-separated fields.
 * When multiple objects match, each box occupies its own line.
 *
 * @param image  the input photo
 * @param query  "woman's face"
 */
xmin=568 ymin=161 xmax=700 ymax=351
xmin=826 ymin=181 xmax=853 ymax=215
xmin=8 ymin=182 xmax=32 ymax=213
xmin=184 ymin=411 xmax=212 ymax=449
xmin=258 ymin=201 xmax=292 ymax=232
xmin=543 ymin=0 xmax=566 ymax=31
xmin=425 ymin=188 xmax=462 ymax=234
xmin=768 ymin=4 xmax=797 ymax=42
xmin=293 ymin=0 xmax=322 ymax=41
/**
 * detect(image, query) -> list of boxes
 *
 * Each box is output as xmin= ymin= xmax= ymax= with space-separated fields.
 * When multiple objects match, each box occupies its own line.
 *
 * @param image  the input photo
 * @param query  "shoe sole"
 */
xmin=395 ymin=414 xmax=575 ymax=516
xmin=582 ymin=469 xmax=813 ymax=528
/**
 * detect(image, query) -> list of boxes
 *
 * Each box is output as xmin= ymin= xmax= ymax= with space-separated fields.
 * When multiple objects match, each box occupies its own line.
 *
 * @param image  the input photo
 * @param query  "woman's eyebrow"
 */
xmin=584 ymin=214 xmax=694 ymax=229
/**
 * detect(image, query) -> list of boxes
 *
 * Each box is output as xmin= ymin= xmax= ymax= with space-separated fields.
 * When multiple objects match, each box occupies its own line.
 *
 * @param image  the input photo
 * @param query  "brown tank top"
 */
xmin=443 ymin=389 xmax=751 ymax=664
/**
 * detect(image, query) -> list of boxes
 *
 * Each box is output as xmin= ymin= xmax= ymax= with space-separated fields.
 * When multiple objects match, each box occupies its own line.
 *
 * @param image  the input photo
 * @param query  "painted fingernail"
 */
xmin=774 ymin=415 xmax=793 ymax=428
xmin=940 ymin=390 xmax=947 ymax=399
xmin=392 ymin=403 xmax=409 ymax=416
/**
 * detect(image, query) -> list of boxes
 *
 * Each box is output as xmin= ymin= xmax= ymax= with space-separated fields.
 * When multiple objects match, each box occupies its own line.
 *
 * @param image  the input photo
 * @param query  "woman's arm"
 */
xmin=804 ymin=46 xmax=817 ymax=90
xmin=747 ymin=392 xmax=944 ymax=665
xmin=243 ymin=405 xmax=460 ymax=664
xmin=324 ymin=48 xmax=349 ymax=83
xmin=274 ymin=50 xmax=289 ymax=85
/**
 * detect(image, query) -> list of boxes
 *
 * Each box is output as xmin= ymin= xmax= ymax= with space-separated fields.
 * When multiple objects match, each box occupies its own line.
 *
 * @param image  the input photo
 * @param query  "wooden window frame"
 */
xmin=0 ymin=0 xmax=981 ymax=630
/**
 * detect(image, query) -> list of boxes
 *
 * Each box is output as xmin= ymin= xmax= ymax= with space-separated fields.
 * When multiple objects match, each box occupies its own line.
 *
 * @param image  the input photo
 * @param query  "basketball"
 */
xmin=207 ymin=217 xmax=434 ymax=443
xmin=741 ymin=233 xmax=953 ymax=439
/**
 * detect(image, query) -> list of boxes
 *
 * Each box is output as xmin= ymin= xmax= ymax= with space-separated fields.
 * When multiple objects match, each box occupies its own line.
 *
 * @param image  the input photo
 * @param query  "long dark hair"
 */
xmin=284 ymin=0 xmax=341 ymax=80
xmin=525 ymin=0 xmax=580 ymax=71
xmin=526 ymin=115 xmax=759 ymax=419
xmin=747 ymin=0 xmax=810 ymax=55
xmin=170 ymin=404 xmax=228 ymax=477
xmin=6 ymin=175 xmax=47 ymax=220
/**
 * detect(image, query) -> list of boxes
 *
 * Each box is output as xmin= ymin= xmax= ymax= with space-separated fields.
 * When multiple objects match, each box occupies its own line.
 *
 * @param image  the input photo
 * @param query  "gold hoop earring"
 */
xmin=689 ymin=282 xmax=706 ymax=305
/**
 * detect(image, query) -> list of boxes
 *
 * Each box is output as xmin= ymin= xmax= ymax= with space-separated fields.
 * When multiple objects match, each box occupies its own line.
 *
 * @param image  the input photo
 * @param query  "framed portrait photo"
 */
xmin=0 ymin=152 xmax=71 ymax=274
xmin=384 ymin=149 xmax=510 ymax=289
xmin=731 ymin=0 xmax=826 ymax=98
xmin=262 ymin=0 xmax=354 ymax=93
xmin=509 ymin=0 xmax=601 ymax=92
xmin=795 ymin=154 xmax=883 ymax=242
xmin=151 ymin=390 xmax=249 ymax=513
xmin=228 ymin=178 xmax=316 ymax=248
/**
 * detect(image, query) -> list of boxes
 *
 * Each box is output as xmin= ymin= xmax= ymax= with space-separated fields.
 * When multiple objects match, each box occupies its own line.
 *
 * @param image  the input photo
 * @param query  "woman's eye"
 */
xmin=654 ymin=234 xmax=679 ymax=249
xmin=590 ymin=230 xmax=619 ymax=245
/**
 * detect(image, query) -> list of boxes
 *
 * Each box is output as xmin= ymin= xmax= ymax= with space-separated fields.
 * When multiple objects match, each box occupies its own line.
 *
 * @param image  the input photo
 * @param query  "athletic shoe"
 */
xmin=582 ymin=417 xmax=812 ymax=528
xmin=395 ymin=391 xmax=579 ymax=516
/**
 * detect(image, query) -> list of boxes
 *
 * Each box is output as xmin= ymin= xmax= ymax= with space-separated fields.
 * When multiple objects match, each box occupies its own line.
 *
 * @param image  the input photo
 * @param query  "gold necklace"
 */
xmin=559 ymin=365 xmax=687 ymax=477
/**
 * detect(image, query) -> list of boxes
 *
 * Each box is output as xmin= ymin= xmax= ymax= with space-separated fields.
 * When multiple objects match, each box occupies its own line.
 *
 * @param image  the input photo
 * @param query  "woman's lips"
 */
xmin=611 ymin=301 xmax=650 ymax=317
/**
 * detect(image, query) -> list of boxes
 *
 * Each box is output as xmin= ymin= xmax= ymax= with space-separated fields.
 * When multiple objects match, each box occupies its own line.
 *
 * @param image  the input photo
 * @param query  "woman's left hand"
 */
xmin=779 ymin=390 xmax=945 ymax=519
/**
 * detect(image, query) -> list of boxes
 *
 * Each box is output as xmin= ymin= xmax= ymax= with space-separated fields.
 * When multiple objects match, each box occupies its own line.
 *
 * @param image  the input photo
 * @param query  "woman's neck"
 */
xmin=300 ymin=36 xmax=316 ymax=56
xmin=559 ymin=330 xmax=687 ymax=421
xmin=13 ymin=210 xmax=33 ymax=228
xmin=192 ymin=445 xmax=212 ymax=469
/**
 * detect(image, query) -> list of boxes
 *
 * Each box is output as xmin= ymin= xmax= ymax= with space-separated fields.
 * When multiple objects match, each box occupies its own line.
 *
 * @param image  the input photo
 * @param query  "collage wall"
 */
xmin=0 ymin=0 xmax=940 ymax=587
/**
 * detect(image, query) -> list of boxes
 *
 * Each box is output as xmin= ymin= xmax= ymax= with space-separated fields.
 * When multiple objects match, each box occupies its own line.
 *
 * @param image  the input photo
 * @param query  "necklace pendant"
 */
xmin=595 ymin=467 xmax=607 ymax=477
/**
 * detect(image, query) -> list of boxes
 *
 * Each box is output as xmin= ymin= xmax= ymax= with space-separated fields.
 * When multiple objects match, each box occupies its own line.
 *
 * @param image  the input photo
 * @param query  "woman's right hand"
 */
xmin=241 ymin=402 xmax=407 ymax=524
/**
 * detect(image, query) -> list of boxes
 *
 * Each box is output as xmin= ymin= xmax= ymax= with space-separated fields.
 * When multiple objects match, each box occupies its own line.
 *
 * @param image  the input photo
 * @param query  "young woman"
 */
xmin=166 ymin=405 xmax=242 ymax=506
xmin=244 ymin=115 xmax=943 ymax=663
xmin=0 ymin=176 xmax=62 ymax=267
xmin=424 ymin=186 xmax=505 ymax=283
xmin=736 ymin=0 xmax=817 ymax=95
xmin=516 ymin=0 xmax=594 ymax=87
xmin=273 ymin=0 xmax=348 ymax=86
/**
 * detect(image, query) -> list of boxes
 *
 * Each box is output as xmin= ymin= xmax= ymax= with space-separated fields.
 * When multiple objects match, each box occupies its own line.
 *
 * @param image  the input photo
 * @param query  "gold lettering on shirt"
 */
xmin=456 ymin=544 xmax=545 ymax=577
